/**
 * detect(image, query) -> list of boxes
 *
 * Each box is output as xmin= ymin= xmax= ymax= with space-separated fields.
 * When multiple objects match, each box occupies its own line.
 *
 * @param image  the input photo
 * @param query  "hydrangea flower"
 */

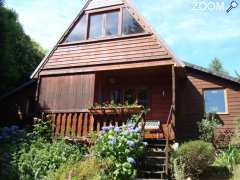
xmin=114 ymin=127 xmax=120 ymax=133
xmin=127 ymin=157 xmax=136 ymax=165
xmin=108 ymin=137 xmax=116 ymax=145
xmin=108 ymin=125 xmax=114 ymax=130
xmin=101 ymin=126 xmax=109 ymax=131
xmin=133 ymin=127 xmax=140 ymax=133
xmin=127 ymin=140 xmax=135 ymax=147
xmin=123 ymin=130 xmax=129 ymax=136
xmin=143 ymin=142 xmax=148 ymax=147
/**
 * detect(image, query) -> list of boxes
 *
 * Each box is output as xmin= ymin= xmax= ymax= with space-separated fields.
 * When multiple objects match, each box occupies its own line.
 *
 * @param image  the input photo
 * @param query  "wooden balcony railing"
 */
xmin=49 ymin=110 xmax=139 ymax=139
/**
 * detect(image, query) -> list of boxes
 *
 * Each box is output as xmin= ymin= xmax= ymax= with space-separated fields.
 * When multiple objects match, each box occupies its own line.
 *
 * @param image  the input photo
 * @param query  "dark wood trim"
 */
xmin=43 ymin=109 xmax=89 ymax=113
xmin=59 ymin=32 xmax=152 ymax=47
xmin=172 ymin=65 xmax=176 ymax=127
xmin=86 ymin=4 xmax=123 ymax=13
xmin=40 ymin=59 xmax=174 ymax=76
xmin=119 ymin=7 xmax=123 ymax=36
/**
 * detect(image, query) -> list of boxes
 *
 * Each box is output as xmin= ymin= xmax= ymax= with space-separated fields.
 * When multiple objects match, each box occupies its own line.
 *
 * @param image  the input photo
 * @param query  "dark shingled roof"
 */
xmin=184 ymin=61 xmax=240 ymax=85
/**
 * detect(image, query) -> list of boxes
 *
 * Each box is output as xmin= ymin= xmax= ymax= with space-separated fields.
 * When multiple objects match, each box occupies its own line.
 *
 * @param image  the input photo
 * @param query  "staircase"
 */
xmin=138 ymin=139 xmax=169 ymax=180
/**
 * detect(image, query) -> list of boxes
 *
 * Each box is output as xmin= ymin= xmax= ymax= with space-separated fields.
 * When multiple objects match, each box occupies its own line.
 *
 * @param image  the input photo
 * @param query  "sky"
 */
xmin=6 ymin=0 xmax=240 ymax=76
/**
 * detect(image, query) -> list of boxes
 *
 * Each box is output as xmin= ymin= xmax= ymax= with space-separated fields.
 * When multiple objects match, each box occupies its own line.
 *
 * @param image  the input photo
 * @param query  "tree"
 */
xmin=0 ymin=0 xmax=4 ymax=7
xmin=208 ymin=58 xmax=229 ymax=75
xmin=236 ymin=71 xmax=240 ymax=81
xmin=0 ymin=6 xmax=45 ymax=95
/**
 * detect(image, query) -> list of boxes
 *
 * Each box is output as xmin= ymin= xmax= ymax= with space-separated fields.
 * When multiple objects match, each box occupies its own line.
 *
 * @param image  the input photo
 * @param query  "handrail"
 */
xmin=165 ymin=105 xmax=175 ymax=176
xmin=133 ymin=111 xmax=146 ymax=139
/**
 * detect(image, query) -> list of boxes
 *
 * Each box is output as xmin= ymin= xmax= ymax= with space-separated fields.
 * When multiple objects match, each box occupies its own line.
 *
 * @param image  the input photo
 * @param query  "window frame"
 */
xmin=203 ymin=88 xmax=229 ymax=115
xmin=62 ymin=5 xmax=147 ymax=44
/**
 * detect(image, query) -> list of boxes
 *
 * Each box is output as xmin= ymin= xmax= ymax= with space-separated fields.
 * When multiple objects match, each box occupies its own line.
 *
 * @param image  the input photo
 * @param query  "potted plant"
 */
xmin=89 ymin=103 xmax=104 ymax=115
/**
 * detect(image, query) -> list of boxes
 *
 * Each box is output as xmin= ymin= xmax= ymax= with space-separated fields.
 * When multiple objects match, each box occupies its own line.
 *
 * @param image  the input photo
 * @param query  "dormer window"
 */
xmin=63 ymin=7 xmax=145 ymax=43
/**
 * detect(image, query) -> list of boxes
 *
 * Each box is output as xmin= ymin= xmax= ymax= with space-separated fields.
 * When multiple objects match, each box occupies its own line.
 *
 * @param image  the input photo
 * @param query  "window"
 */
xmin=137 ymin=88 xmax=148 ymax=107
xmin=65 ymin=15 xmax=86 ymax=42
xmin=88 ymin=11 xmax=119 ymax=39
xmin=203 ymin=89 xmax=227 ymax=113
xmin=124 ymin=89 xmax=135 ymax=104
xmin=122 ymin=8 xmax=144 ymax=35
xmin=89 ymin=14 xmax=103 ymax=39
xmin=105 ymin=11 xmax=119 ymax=36
xmin=63 ymin=8 xmax=145 ymax=43
xmin=110 ymin=89 xmax=123 ymax=103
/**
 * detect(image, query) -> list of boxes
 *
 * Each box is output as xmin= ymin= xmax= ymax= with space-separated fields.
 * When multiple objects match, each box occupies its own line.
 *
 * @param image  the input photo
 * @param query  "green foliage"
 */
xmin=231 ymin=165 xmax=240 ymax=180
xmin=30 ymin=115 xmax=52 ymax=140
xmin=16 ymin=139 xmax=86 ymax=180
xmin=214 ymin=145 xmax=240 ymax=171
xmin=0 ymin=126 xmax=28 ymax=179
xmin=0 ymin=5 xmax=45 ymax=95
xmin=235 ymin=71 xmax=240 ymax=81
xmin=209 ymin=57 xmax=229 ymax=75
xmin=93 ymin=125 xmax=144 ymax=179
xmin=198 ymin=113 xmax=221 ymax=143
xmin=45 ymin=156 xmax=112 ymax=180
xmin=90 ymin=101 xmax=142 ymax=109
xmin=231 ymin=117 xmax=240 ymax=145
xmin=174 ymin=140 xmax=215 ymax=179
xmin=0 ymin=0 xmax=4 ymax=6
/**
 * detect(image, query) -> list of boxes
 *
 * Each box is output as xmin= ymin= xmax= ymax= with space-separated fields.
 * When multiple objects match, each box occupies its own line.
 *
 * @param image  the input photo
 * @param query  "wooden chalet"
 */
xmin=25 ymin=0 xmax=240 ymax=141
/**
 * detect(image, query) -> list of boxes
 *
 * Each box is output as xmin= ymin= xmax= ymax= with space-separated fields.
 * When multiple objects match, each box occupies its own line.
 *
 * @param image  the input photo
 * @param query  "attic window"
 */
xmin=89 ymin=11 xmax=119 ymax=39
xmin=63 ymin=7 xmax=145 ymax=43
xmin=122 ymin=8 xmax=144 ymax=35
xmin=65 ymin=15 xmax=86 ymax=43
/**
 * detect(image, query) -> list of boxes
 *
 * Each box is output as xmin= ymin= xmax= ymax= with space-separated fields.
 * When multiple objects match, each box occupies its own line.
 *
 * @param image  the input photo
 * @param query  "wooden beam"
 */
xmin=40 ymin=59 xmax=174 ymax=76
xmin=172 ymin=65 xmax=176 ymax=128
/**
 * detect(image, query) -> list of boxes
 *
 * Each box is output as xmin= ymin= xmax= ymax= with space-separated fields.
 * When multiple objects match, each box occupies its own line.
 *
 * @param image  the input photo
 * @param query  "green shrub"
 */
xmin=93 ymin=125 xmax=144 ymax=179
xmin=16 ymin=139 xmax=86 ymax=180
xmin=45 ymin=156 xmax=112 ymax=180
xmin=198 ymin=113 xmax=221 ymax=143
xmin=174 ymin=140 xmax=215 ymax=179
xmin=214 ymin=145 xmax=240 ymax=171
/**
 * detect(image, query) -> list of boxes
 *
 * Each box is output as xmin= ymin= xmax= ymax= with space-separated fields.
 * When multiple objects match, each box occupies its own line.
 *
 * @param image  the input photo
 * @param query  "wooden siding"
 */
xmin=38 ymin=74 xmax=95 ymax=112
xmin=42 ymin=35 xmax=171 ymax=70
xmin=176 ymin=69 xmax=240 ymax=139
xmin=85 ymin=0 xmax=123 ymax=10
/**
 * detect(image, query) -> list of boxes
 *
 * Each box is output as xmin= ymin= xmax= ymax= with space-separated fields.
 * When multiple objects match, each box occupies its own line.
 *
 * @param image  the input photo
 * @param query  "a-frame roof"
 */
xmin=31 ymin=0 xmax=184 ymax=78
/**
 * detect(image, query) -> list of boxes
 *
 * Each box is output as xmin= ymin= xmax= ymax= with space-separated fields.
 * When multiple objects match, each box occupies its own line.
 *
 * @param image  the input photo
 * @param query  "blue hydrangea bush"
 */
xmin=93 ymin=124 xmax=145 ymax=179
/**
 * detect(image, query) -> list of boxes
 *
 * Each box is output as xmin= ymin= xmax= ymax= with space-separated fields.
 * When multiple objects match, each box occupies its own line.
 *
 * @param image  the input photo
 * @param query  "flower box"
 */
xmin=123 ymin=106 xmax=142 ymax=114
xmin=89 ymin=108 xmax=104 ymax=115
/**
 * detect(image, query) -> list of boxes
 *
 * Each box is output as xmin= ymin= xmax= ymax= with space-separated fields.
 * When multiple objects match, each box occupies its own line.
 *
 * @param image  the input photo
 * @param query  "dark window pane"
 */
xmin=106 ymin=11 xmax=119 ymax=36
xmin=138 ymin=88 xmax=148 ymax=107
xmin=110 ymin=89 xmax=123 ymax=103
xmin=122 ymin=8 xmax=144 ymax=35
xmin=204 ymin=89 xmax=226 ymax=113
xmin=124 ymin=89 xmax=135 ymax=104
xmin=65 ymin=15 xmax=86 ymax=42
xmin=89 ymin=14 xmax=103 ymax=39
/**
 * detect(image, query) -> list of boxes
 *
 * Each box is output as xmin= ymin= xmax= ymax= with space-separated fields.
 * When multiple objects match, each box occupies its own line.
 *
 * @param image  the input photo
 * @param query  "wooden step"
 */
xmin=144 ymin=132 xmax=164 ymax=139
xmin=138 ymin=170 xmax=166 ymax=179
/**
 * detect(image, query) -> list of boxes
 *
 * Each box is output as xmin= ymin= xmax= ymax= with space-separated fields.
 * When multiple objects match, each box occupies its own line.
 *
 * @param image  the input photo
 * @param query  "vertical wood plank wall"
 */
xmin=176 ymin=69 xmax=240 ymax=139
xmin=38 ymin=73 xmax=95 ymax=111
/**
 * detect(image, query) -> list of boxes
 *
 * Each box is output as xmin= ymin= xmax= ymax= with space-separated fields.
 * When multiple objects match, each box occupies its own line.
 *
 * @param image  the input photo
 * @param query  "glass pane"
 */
xmin=106 ymin=11 xmax=119 ymax=36
xmin=110 ymin=89 xmax=123 ymax=103
xmin=204 ymin=89 xmax=226 ymax=113
xmin=89 ymin=14 xmax=103 ymax=39
xmin=122 ymin=8 xmax=144 ymax=35
xmin=65 ymin=15 xmax=86 ymax=43
xmin=138 ymin=88 xmax=148 ymax=107
xmin=124 ymin=89 xmax=135 ymax=104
